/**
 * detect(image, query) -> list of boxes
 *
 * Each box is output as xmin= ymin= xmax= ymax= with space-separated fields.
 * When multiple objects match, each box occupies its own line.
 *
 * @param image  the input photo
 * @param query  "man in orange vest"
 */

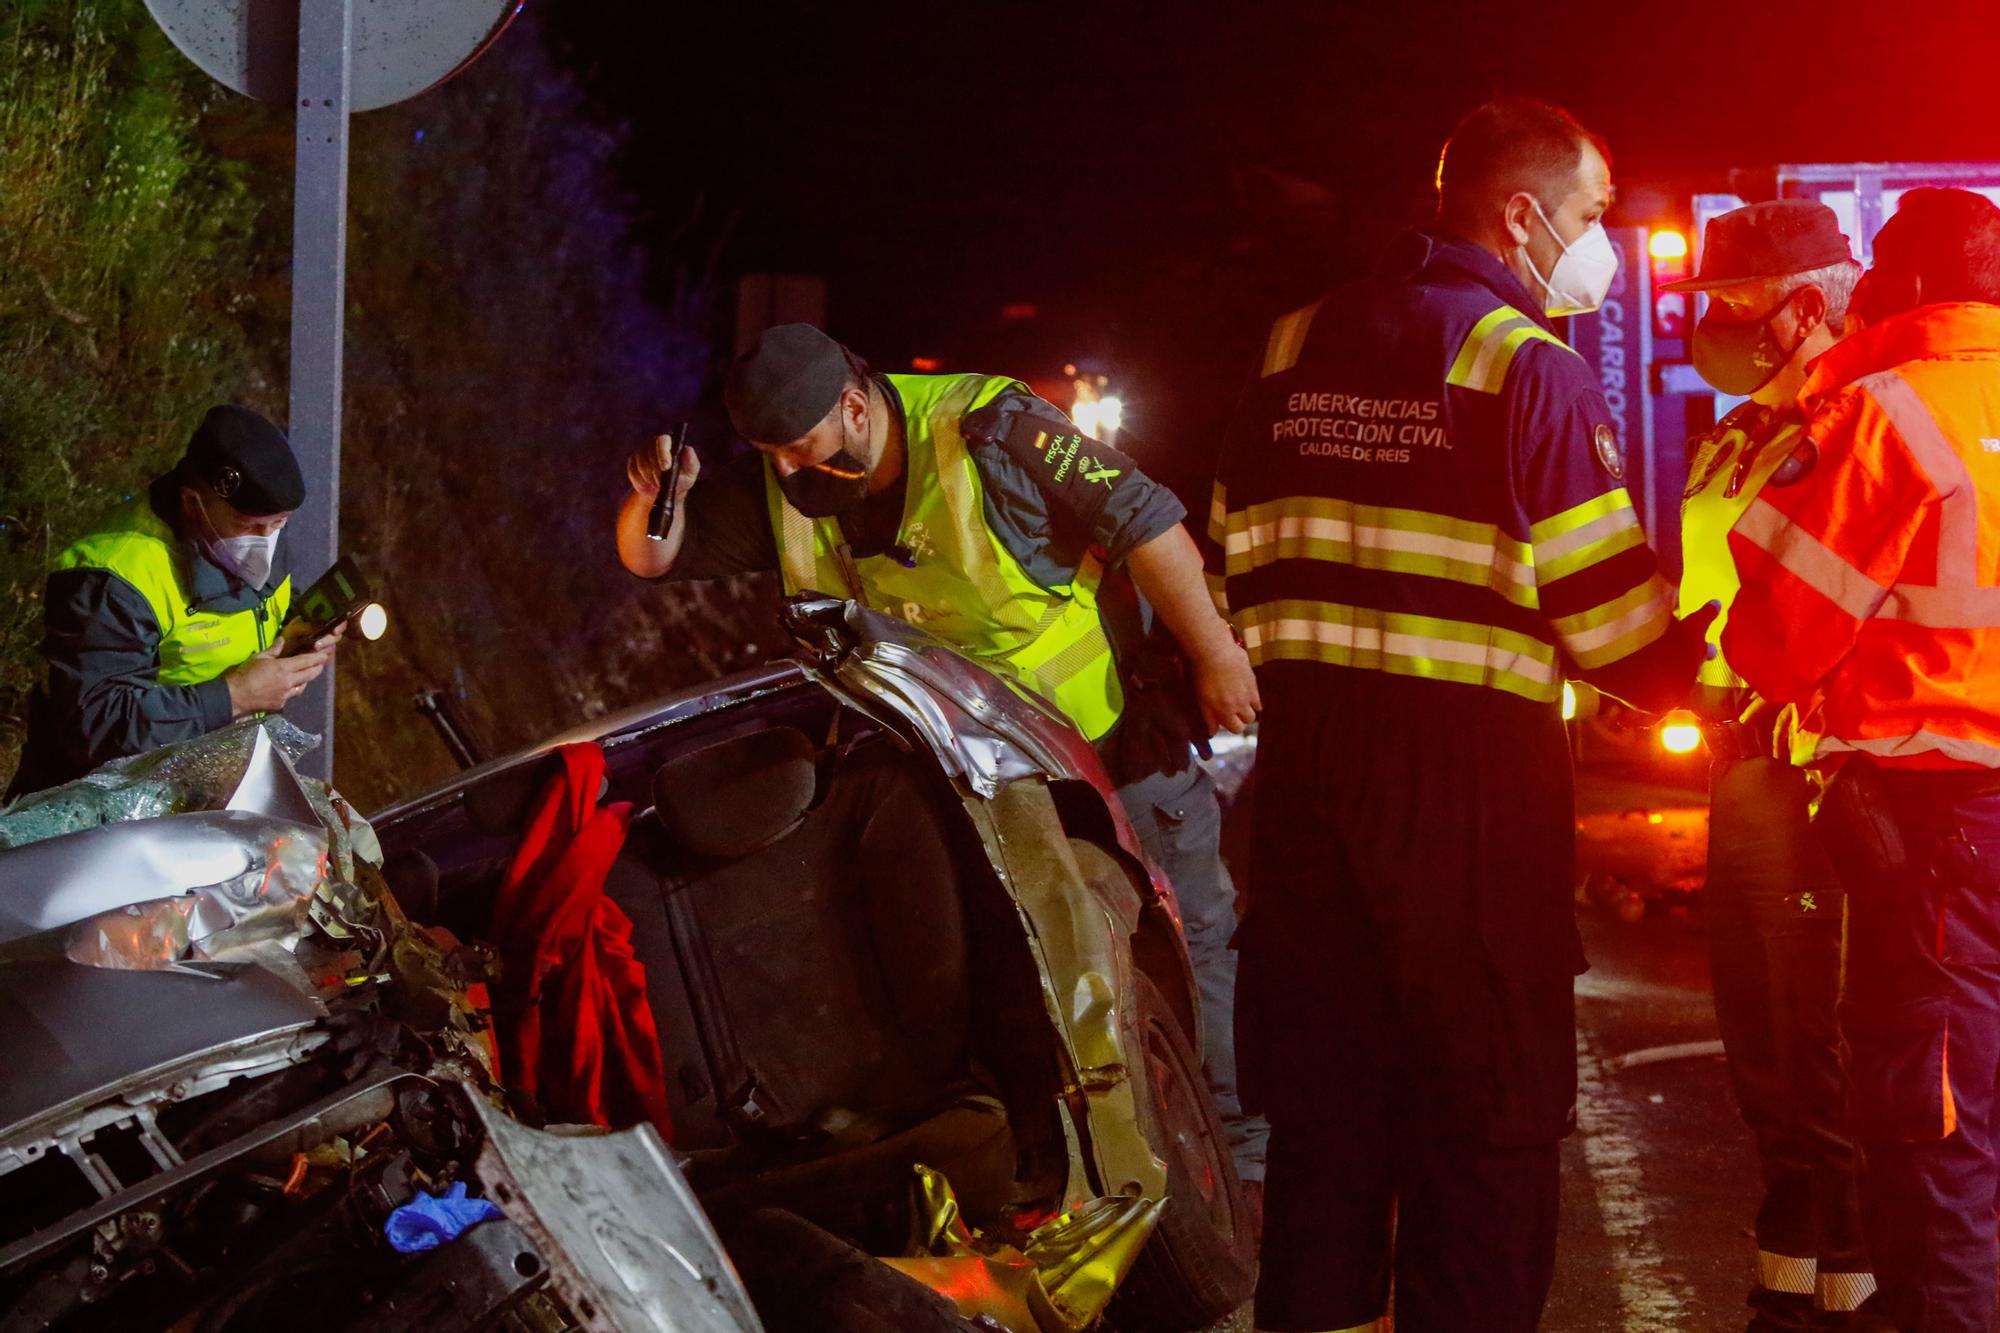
xmin=1725 ymin=187 xmax=2000 ymax=1333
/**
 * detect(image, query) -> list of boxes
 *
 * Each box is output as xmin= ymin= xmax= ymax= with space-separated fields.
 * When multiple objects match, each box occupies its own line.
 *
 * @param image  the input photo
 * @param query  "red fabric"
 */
xmin=490 ymin=743 xmax=672 ymax=1137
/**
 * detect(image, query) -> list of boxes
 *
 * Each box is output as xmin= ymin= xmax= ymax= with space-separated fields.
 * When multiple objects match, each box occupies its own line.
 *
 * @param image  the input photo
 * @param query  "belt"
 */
xmin=1701 ymin=719 xmax=1768 ymax=764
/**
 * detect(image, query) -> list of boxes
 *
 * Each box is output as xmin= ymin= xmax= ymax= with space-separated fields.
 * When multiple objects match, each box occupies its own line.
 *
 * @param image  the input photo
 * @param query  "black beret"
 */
xmin=175 ymin=406 xmax=305 ymax=516
xmin=724 ymin=324 xmax=853 ymax=445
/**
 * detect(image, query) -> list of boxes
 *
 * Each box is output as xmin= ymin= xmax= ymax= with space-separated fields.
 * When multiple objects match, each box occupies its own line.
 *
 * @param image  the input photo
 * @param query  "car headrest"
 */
xmin=652 ymin=728 xmax=817 ymax=859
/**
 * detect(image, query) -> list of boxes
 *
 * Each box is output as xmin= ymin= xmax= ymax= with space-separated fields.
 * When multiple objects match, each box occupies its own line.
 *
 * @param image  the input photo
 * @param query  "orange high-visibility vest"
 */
xmin=1724 ymin=302 xmax=2000 ymax=770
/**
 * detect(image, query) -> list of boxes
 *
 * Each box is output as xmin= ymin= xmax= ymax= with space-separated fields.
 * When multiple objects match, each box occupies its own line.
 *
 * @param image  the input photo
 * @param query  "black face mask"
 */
xmin=778 ymin=448 xmax=871 ymax=517
xmin=1693 ymin=291 xmax=1805 ymax=397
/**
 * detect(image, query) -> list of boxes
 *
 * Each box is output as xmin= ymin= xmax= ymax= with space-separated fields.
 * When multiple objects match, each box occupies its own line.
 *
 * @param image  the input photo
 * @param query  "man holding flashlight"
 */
xmin=8 ymin=405 xmax=336 ymax=798
xmin=616 ymin=323 xmax=1269 ymax=1194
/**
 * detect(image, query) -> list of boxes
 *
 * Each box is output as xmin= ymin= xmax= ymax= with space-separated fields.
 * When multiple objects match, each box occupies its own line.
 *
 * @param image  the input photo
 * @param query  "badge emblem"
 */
xmin=1593 ymin=423 xmax=1624 ymax=480
xmin=1768 ymin=438 xmax=1819 ymax=488
xmin=214 ymin=464 xmax=242 ymax=499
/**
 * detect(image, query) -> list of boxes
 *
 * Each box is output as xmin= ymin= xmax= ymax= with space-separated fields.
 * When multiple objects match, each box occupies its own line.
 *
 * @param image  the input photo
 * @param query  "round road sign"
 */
xmin=143 ymin=0 xmax=520 ymax=113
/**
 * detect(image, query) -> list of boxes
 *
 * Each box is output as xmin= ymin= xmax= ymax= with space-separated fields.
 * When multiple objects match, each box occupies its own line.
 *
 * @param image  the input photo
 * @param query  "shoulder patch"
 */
xmin=1446 ymin=305 xmax=1577 ymax=395
xmin=1593 ymin=422 xmax=1625 ymax=480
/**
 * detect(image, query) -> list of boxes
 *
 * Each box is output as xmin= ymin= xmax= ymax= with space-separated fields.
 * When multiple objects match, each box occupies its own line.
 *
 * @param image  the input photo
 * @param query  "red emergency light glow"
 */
xmin=1649 ymin=228 xmax=1692 ymax=339
xmin=910 ymin=356 xmax=942 ymax=372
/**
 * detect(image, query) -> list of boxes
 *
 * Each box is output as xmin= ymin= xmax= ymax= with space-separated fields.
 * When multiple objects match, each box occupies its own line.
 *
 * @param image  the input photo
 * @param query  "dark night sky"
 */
xmin=547 ymin=0 xmax=2000 ymax=495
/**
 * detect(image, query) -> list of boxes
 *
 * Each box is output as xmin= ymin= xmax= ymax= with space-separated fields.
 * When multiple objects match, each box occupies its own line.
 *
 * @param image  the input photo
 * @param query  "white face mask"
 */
xmin=1522 ymin=199 xmax=1618 ymax=317
xmin=218 ymin=533 xmax=278 ymax=589
xmin=195 ymin=495 xmax=280 ymax=589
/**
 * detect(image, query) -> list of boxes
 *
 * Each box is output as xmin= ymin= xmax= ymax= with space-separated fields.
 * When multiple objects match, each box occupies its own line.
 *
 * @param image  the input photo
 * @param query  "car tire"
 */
xmin=1110 ymin=970 xmax=1258 ymax=1330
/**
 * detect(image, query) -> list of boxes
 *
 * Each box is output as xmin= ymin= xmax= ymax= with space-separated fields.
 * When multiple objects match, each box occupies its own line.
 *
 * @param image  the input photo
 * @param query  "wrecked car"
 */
xmin=0 ymin=596 xmax=1255 ymax=1331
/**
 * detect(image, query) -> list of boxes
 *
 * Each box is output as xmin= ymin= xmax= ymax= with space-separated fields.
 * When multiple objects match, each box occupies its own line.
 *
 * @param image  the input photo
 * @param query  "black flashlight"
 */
xmin=646 ymin=424 xmax=691 ymax=542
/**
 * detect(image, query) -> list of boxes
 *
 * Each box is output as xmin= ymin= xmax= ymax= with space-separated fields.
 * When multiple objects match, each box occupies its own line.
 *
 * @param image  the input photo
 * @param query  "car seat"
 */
xmin=608 ymin=728 xmax=976 ymax=1154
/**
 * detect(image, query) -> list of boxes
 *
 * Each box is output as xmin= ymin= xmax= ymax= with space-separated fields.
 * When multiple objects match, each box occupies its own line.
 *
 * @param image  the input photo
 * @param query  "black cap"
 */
xmin=1662 ymin=200 xmax=1855 ymax=293
xmin=174 ymin=406 xmax=305 ymax=516
xmin=724 ymin=324 xmax=853 ymax=445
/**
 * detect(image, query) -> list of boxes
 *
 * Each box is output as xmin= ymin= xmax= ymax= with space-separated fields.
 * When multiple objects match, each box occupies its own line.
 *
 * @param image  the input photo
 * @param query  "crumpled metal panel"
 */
xmin=467 ymin=1095 xmax=763 ymax=1333
xmin=782 ymin=599 xmax=1104 ymax=801
xmin=887 ymin=1163 xmax=1160 ymax=1333
xmin=0 ymin=960 xmax=326 ymax=1161
xmin=0 ymin=720 xmax=400 ymax=973
xmin=0 ymin=810 xmax=328 ymax=960
xmin=960 ymin=783 xmax=1168 ymax=1209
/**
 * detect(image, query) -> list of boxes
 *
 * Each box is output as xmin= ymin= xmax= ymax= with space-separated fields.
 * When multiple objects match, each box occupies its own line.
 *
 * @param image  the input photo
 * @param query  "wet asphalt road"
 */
xmin=1197 ymin=771 xmax=1765 ymax=1332
xmin=1549 ymin=890 xmax=1758 ymax=1331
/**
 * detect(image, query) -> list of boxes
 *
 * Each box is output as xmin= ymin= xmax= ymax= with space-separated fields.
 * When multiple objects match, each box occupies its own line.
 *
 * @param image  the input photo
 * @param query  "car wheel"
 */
xmin=1111 ymin=971 xmax=1258 ymax=1330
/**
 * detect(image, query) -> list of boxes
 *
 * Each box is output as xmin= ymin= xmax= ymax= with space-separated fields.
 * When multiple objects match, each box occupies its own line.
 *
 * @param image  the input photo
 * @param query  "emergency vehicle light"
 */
xmin=1649 ymin=229 xmax=1692 ymax=339
xmin=1659 ymin=710 xmax=1702 ymax=755
xmin=1648 ymin=229 xmax=1689 ymax=261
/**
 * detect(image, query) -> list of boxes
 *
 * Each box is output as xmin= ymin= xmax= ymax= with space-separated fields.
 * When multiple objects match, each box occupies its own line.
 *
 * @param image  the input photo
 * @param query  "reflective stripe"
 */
xmin=1029 ymin=619 xmax=1113 ymax=688
xmin=1943 ymin=1020 xmax=1958 ymax=1137
xmin=1881 ymin=583 xmax=2000 ymax=628
xmin=779 ymin=501 xmax=825 ymax=595
xmin=1237 ymin=598 xmax=1560 ymax=702
xmin=1262 ymin=301 xmax=1324 ymax=377
xmin=1817 ymin=1271 xmax=1878 ymax=1313
xmin=1223 ymin=496 xmax=1537 ymax=606
xmin=1816 ymin=730 xmax=2000 ymax=768
xmin=1536 ymin=505 xmax=1647 ymax=583
xmin=1860 ymin=369 xmax=1979 ymax=586
xmin=1208 ymin=482 xmax=1229 ymax=546
xmin=1204 ymin=570 xmax=1230 ymax=617
xmin=1734 ymin=497 xmax=1888 ymax=621
xmin=1757 ymin=1250 xmax=1815 ymax=1296
xmin=1551 ymin=576 xmax=1675 ymax=669
xmin=1447 ymin=305 xmax=1577 ymax=395
xmin=1530 ymin=488 xmax=1633 ymax=549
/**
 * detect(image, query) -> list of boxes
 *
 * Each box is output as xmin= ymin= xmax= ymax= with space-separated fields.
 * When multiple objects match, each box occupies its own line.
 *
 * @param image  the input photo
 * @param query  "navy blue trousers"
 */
xmin=1236 ymin=666 xmax=1576 ymax=1332
xmin=1817 ymin=764 xmax=2000 ymax=1333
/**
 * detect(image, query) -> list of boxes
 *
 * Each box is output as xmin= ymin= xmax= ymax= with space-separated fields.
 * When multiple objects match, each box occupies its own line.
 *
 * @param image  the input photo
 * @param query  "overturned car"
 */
xmin=0 ymin=597 xmax=1255 ymax=1331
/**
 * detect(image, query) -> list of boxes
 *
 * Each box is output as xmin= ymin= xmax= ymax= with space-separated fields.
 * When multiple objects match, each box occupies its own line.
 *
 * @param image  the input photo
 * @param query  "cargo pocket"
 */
xmin=1937 ymin=837 xmax=2000 ymax=966
xmin=1847 ymin=996 xmax=1956 ymax=1143
xmin=1480 ymin=964 xmax=1580 ymax=1146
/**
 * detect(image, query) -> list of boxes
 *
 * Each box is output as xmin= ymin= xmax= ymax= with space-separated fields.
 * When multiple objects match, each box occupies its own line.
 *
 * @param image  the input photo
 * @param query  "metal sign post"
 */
xmin=144 ymin=0 xmax=520 ymax=784
xmin=286 ymin=0 xmax=353 ymax=780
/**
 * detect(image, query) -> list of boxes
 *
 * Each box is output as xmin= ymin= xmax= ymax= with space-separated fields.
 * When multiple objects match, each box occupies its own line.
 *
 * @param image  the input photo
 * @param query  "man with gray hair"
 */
xmin=1668 ymin=199 xmax=1873 ymax=1330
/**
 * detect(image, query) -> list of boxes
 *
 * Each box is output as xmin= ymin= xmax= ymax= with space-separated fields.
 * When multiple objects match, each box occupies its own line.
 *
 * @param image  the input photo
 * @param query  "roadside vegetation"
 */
xmin=0 ymin=3 xmax=776 ymax=808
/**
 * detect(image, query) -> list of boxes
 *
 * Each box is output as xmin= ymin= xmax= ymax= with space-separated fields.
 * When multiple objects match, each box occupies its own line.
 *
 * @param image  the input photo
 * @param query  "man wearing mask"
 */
xmin=1726 ymin=187 xmax=2000 ymax=1333
xmin=1207 ymin=97 xmax=1714 ymax=1332
xmin=1669 ymin=200 xmax=1874 ymax=1330
xmin=8 ymin=405 xmax=335 ymax=798
xmin=616 ymin=326 xmax=1269 ymax=1197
